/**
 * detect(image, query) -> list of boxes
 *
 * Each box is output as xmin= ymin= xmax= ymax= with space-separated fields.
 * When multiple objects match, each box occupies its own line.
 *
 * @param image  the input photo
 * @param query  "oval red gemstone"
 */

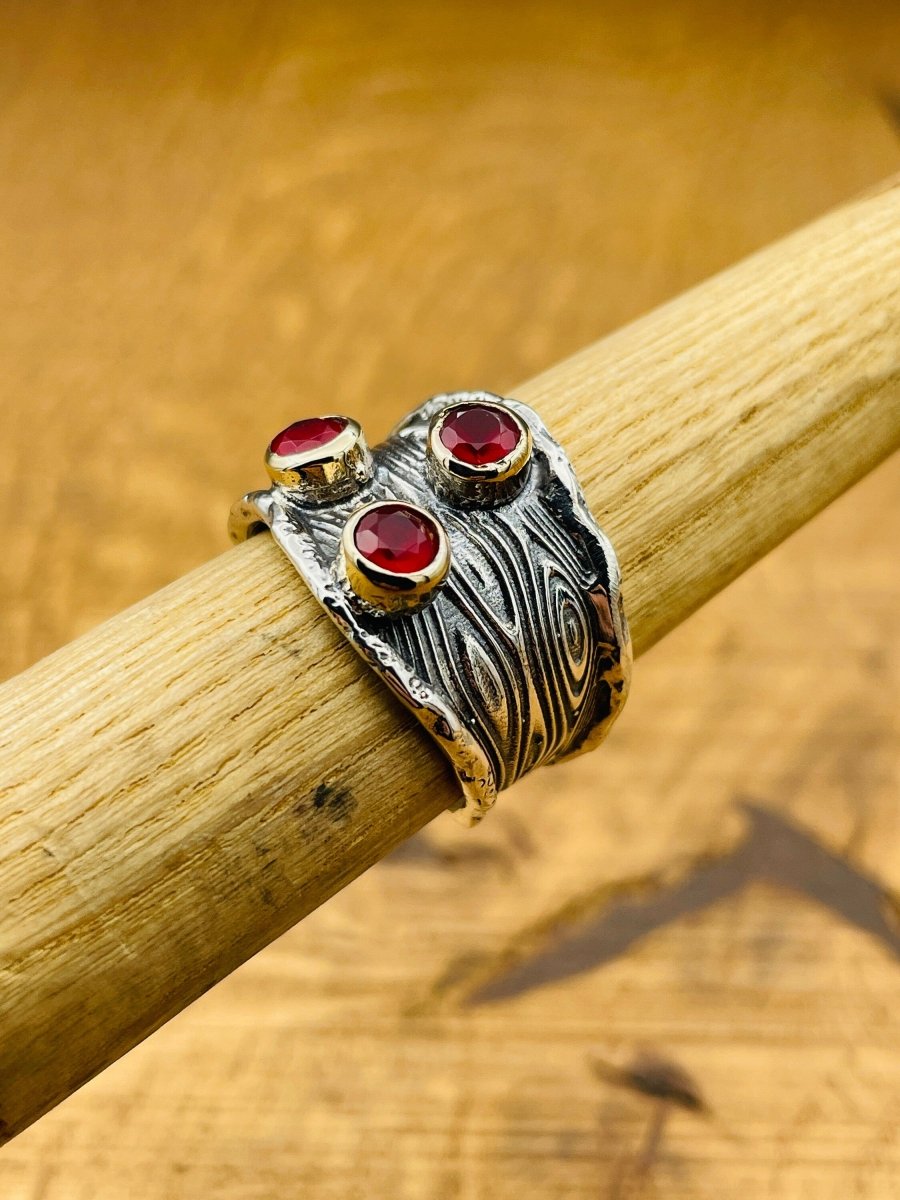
xmin=438 ymin=403 xmax=521 ymax=466
xmin=354 ymin=503 xmax=441 ymax=574
xmin=270 ymin=416 xmax=347 ymax=457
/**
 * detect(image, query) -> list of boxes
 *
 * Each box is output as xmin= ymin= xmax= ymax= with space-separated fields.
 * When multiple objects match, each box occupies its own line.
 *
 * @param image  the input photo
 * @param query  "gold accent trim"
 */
xmin=340 ymin=500 xmax=451 ymax=615
xmin=427 ymin=400 xmax=532 ymax=505
xmin=265 ymin=416 xmax=371 ymax=502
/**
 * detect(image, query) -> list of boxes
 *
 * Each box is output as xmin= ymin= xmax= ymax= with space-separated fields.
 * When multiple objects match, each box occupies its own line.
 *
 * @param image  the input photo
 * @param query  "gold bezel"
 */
xmin=265 ymin=416 xmax=370 ymax=501
xmin=427 ymin=400 xmax=532 ymax=503
xmin=340 ymin=500 xmax=451 ymax=615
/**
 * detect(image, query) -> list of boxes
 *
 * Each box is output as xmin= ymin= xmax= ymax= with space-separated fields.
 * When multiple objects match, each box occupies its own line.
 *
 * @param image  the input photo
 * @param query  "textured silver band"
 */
xmin=231 ymin=392 xmax=631 ymax=824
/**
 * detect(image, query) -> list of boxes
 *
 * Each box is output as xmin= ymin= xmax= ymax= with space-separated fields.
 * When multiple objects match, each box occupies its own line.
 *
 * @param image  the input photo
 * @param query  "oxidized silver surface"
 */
xmin=231 ymin=392 xmax=631 ymax=824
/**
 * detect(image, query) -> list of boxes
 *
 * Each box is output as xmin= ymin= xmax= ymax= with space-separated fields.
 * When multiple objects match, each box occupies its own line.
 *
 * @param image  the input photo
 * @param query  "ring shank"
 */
xmin=231 ymin=393 xmax=630 ymax=823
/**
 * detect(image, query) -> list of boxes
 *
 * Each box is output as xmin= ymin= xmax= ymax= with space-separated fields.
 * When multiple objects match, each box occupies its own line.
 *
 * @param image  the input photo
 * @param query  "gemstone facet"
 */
xmin=353 ymin=502 xmax=441 ymax=574
xmin=438 ymin=403 xmax=522 ymax=466
xmin=270 ymin=416 xmax=348 ymax=458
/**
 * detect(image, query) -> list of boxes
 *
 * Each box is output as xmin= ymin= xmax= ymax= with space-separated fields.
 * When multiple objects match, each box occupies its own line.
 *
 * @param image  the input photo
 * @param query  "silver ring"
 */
xmin=230 ymin=392 xmax=631 ymax=824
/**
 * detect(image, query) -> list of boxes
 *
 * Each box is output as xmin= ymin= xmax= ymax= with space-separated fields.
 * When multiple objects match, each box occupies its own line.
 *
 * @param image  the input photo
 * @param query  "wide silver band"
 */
xmin=230 ymin=392 xmax=631 ymax=824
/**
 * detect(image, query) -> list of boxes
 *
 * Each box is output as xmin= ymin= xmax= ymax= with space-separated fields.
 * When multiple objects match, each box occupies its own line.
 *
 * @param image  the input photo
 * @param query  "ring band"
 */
xmin=230 ymin=392 xmax=631 ymax=824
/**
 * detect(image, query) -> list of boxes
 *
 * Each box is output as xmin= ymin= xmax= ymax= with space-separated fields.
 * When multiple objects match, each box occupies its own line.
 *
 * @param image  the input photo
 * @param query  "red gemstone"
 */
xmin=270 ymin=416 xmax=347 ymax=457
xmin=438 ymin=403 xmax=521 ymax=466
xmin=354 ymin=503 xmax=441 ymax=574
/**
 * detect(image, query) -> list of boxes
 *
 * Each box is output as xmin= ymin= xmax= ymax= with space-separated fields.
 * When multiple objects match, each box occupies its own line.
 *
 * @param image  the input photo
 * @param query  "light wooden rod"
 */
xmin=0 ymin=180 xmax=898 ymax=1143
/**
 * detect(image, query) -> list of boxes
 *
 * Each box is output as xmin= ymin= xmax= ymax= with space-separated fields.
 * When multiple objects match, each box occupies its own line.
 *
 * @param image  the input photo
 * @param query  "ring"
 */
xmin=230 ymin=391 xmax=631 ymax=824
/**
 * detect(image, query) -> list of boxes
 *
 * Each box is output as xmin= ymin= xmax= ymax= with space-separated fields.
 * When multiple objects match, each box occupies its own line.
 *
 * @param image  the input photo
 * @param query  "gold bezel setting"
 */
xmin=265 ymin=416 xmax=371 ymax=503
xmin=339 ymin=499 xmax=451 ymax=615
xmin=427 ymin=399 xmax=532 ymax=505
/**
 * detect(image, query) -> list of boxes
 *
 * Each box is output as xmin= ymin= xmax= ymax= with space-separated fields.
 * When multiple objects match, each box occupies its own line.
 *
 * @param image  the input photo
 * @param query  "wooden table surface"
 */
xmin=1 ymin=3 xmax=898 ymax=1196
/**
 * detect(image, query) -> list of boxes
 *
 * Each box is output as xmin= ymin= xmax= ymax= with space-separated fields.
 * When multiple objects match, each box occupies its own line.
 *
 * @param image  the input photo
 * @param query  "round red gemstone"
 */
xmin=438 ymin=403 xmax=521 ymax=466
xmin=353 ymin=503 xmax=441 ymax=574
xmin=270 ymin=416 xmax=347 ymax=457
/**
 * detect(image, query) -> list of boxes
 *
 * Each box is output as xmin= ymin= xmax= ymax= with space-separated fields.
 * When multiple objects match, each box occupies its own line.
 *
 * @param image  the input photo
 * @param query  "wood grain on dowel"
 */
xmin=1 ymin=179 xmax=898 ymax=1144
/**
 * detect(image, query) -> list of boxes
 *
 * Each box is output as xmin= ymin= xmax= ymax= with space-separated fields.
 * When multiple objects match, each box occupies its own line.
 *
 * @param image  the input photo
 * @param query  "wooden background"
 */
xmin=1 ymin=2 xmax=898 ymax=1196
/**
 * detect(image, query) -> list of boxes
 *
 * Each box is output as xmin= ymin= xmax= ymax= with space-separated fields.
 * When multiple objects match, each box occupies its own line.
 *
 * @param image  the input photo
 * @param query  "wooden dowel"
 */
xmin=1 ymin=179 xmax=898 ymax=1144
